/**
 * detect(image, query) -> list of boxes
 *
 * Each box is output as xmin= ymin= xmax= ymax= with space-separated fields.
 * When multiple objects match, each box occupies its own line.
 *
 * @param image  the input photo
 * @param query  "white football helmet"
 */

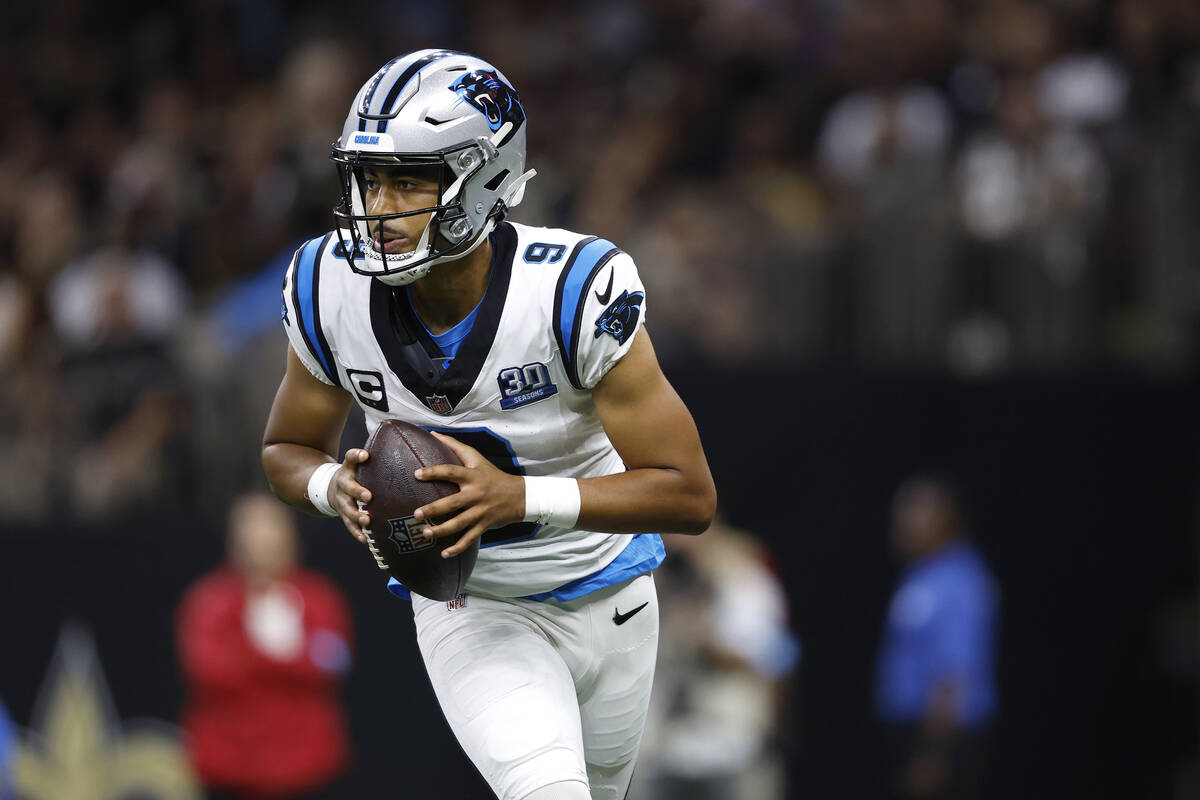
xmin=331 ymin=49 xmax=535 ymax=285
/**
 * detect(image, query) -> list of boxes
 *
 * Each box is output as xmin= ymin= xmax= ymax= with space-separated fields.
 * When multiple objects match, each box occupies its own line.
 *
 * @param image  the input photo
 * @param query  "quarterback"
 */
xmin=262 ymin=49 xmax=716 ymax=800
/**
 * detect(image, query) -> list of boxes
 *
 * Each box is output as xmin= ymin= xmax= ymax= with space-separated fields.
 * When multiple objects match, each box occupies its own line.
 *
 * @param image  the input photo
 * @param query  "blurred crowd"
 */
xmin=1 ymin=0 xmax=1199 ymax=524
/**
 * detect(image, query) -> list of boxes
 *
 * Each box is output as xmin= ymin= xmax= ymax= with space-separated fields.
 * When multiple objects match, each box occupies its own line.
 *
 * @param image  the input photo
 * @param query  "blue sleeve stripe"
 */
xmin=553 ymin=237 xmax=622 ymax=389
xmin=294 ymin=234 xmax=339 ymax=385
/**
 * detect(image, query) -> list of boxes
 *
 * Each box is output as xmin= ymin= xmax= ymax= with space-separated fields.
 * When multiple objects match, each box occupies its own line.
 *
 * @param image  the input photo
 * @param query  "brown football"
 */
xmin=355 ymin=420 xmax=478 ymax=600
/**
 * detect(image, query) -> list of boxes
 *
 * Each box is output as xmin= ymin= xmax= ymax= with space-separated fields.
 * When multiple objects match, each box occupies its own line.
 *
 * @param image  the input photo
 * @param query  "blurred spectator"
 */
xmin=954 ymin=69 xmax=1109 ymax=369
xmin=817 ymin=0 xmax=957 ymax=366
xmin=276 ymin=39 xmax=359 ymax=234
xmin=0 ymin=698 xmax=13 ymax=800
xmin=185 ymin=243 xmax=303 ymax=508
xmin=177 ymin=493 xmax=353 ymax=800
xmin=629 ymin=189 xmax=766 ymax=365
xmin=48 ymin=208 xmax=193 ymax=521
xmin=0 ymin=270 xmax=60 ymax=522
xmin=636 ymin=520 xmax=799 ymax=800
xmin=876 ymin=477 xmax=999 ymax=800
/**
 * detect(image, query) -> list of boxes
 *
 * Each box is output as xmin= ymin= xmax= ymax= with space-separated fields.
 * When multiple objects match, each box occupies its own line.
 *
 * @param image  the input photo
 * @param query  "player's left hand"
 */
xmin=412 ymin=431 xmax=525 ymax=558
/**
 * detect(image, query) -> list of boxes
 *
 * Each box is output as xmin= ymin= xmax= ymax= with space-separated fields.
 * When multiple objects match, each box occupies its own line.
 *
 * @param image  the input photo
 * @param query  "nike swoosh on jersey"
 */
xmin=612 ymin=601 xmax=649 ymax=626
xmin=594 ymin=267 xmax=614 ymax=305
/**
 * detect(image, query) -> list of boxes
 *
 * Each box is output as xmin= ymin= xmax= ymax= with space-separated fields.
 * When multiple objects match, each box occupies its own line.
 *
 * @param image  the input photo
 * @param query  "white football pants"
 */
xmin=412 ymin=573 xmax=659 ymax=800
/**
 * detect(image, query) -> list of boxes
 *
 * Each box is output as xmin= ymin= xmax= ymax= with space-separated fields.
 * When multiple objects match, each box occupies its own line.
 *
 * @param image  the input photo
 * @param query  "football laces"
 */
xmin=357 ymin=499 xmax=388 ymax=571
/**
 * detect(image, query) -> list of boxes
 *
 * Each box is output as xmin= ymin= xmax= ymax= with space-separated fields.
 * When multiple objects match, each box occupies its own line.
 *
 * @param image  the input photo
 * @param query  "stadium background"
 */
xmin=0 ymin=0 xmax=1197 ymax=797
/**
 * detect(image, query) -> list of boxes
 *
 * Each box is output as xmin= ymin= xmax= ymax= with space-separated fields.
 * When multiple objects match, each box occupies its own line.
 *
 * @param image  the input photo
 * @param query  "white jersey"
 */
xmin=281 ymin=221 xmax=661 ymax=600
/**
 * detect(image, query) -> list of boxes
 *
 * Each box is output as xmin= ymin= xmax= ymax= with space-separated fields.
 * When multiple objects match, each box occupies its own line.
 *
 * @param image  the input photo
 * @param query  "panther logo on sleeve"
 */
xmin=595 ymin=290 xmax=644 ymax=345
xmin=451 ymin=70 xmax=525 ymax=142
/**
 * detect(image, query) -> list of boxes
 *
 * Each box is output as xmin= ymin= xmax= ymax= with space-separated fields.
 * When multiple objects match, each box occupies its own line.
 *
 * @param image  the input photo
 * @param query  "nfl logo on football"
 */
xmin=388 ymin=516 xmax=433 ymax=553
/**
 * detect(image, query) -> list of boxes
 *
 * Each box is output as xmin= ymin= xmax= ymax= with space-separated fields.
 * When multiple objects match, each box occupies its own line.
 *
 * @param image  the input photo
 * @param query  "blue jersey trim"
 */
xmin=385 ymin=533 xmax=664 ymax=602
xmin=523 ymin=534 xmax=665 ymax=602
xmin=407 ymin=292 xmax=483 ymax=363
xmin=294 ymin=235 xmax=339 ymax=385
xmin=553 ymin=238 xmax=622 ymax=389
xmin=556 ymin=238 xmax=611 ymax=362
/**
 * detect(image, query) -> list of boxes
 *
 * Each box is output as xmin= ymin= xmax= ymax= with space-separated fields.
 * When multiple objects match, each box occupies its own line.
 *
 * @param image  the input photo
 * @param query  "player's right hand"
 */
xmin=332 ymin=448 xmax=373 ymax=543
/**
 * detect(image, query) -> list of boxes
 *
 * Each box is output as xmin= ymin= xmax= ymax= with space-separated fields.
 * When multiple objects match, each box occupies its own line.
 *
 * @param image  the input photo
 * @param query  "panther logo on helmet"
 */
xmin=451 ymin=70 xmax=525 ymax=143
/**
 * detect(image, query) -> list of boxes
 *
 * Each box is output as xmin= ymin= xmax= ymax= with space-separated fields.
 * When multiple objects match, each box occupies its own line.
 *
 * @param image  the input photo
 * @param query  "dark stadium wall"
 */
xmin=672 ymin=368 xmax=1196 ymax=800
xmin=0 ymin=370 xmax=1194 ymax=799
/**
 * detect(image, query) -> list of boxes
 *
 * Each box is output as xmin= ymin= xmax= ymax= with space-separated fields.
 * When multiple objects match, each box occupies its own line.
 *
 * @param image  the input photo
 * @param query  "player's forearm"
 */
xmin=575 ymin=466 xmax=716 ymax=534
xmin=262 ymin=442 xmax=338 ymax=514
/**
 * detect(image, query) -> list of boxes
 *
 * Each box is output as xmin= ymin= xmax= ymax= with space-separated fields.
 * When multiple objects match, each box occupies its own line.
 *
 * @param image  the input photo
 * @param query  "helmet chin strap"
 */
xmin=404 ymin=166 xmax=537 ymax=273
xmin=400 ymin=156 xmax=501 ymax=271
xmin=369 ymin=217 xmax=436 ymax=286
xmin=429 ymin=218 xmax=497 ymax=265
xmin=374 ymin=217 xmax=495 ymax=286
xmin=416 ymin=167 xmax=537 ymax=272
xmin=354 ymin=142 xmax=536 ymax=285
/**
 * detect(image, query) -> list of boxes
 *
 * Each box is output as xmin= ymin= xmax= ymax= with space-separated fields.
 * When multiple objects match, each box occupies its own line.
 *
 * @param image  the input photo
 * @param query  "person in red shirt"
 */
xmin=177 ymin=492 xmax=353 ymax=800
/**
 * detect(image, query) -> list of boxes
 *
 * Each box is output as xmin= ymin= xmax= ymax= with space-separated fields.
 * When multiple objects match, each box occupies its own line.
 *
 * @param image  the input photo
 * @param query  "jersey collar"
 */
xmin=369 ymin=222 xmax=517 ymax=414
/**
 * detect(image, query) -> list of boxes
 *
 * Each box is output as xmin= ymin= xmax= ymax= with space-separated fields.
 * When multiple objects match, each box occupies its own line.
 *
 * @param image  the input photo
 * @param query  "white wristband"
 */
xmin=306 ymin=462 xmax=341 ymax=517
xmin=523 ymin=476 xmax=581 ymax=529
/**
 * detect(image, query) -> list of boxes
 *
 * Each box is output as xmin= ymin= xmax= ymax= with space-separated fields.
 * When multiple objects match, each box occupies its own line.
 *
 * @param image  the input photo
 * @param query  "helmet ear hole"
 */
xmin=483 ymin=169 xmax=509 ymax=192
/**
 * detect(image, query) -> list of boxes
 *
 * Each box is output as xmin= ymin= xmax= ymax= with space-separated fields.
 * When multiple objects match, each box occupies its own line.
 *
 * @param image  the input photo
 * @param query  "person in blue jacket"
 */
xmin=876 ymin=476 xmax=999 ymax=800
xmin=0 ymin=698 xmax=15 ymax=800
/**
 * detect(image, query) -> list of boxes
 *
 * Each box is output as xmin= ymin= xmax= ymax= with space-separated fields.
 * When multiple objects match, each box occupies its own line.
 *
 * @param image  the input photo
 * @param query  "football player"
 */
xmin=262 ymin=49 xmax=716 ymax=800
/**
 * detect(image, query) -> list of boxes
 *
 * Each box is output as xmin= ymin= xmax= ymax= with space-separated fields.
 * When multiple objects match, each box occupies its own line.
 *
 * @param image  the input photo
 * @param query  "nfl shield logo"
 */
xmin=388 ymin=516 xmax=433 ymax=553
xmin=425 ymin=394 xmax=453 ymax=414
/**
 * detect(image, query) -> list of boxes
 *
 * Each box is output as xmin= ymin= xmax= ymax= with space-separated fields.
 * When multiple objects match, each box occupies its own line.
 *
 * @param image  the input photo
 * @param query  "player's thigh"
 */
xmin=522 ymin=782 xmax=592 ymax=800
xmin=412 ymin=594 xmax=589 ymax=800
xmin=575 ymin=574 xmax=659 ymax=797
